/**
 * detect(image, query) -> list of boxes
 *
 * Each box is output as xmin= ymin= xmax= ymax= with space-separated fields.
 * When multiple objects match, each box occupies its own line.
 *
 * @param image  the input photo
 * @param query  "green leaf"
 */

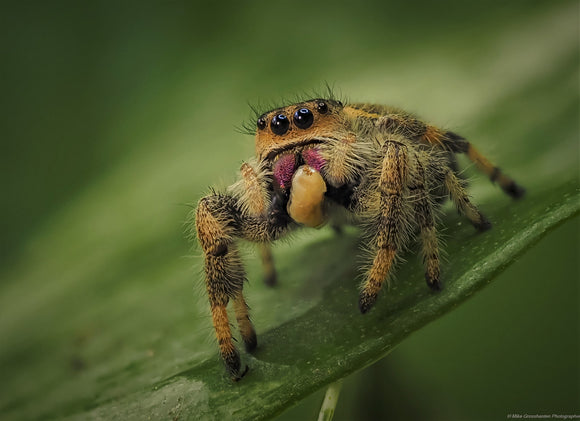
xmin=78 ymin=182 xmax=580 ymax=421
xmin=1 ymin=2 xmax=578 ymax=420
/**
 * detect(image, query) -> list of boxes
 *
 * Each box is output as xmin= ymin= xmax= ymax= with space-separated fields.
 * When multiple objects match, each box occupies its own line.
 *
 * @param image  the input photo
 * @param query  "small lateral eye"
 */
xmin=293 ymin=108 xmax=314 ymax=129
xmin=257 ymin=116 xmax=267 ymax=130
xmin=271 ymin=114 xmax=290 ymax=135
xmin=316 ymin=101 xmax=328 ymax=114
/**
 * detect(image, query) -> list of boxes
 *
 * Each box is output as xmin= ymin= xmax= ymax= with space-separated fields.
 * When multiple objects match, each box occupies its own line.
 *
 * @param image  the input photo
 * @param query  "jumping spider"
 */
xmin=193 ymin=98 xmax=525 ymax=380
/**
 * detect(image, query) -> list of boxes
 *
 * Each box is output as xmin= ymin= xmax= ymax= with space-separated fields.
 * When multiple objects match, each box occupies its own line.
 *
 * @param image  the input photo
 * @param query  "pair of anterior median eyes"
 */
xmin=256 ymin=101 xmax=330 ymax=135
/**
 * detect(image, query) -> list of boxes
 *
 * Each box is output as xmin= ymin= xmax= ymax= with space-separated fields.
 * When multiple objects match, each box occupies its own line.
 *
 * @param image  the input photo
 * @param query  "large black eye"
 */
xmin=293 ymin=108 xmax=314 ymax=129
xmin=316 ymin=101 xmax=328 ymax=114
xmin=271 ymin=114 xmax=289 ymax=135
xmin=257 ymin=116 xmax=267 ymax=130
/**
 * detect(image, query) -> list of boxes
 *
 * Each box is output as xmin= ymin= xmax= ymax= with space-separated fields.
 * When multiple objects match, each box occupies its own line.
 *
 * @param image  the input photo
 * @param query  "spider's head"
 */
xmin=254 ymin=99 xmax=345 ymax=162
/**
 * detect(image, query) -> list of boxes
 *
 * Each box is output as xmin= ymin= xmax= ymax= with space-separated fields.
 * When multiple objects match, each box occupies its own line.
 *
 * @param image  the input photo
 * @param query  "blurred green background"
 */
xmin=1 ymin=1 xmax=578 ymax=420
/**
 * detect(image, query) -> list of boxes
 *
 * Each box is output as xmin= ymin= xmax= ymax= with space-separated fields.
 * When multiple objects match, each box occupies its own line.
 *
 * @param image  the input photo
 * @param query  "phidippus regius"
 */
xmin=193 ymin=96 xmax=525 ymax=380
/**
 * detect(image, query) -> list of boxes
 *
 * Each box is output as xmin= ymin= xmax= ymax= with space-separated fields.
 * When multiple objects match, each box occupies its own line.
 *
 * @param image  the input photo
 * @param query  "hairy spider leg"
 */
xmin=410 ymin=153 xmax=441 ymax=290
xmin=233 ymin=292 xmax=257 ymax=351
xmin=195 ymin=192 xmax=289 ymax=380
xmin=443 ymin=170 xmax=492 ymax=231
xmin=423 ymin=130 xmax=526 ymax=199
xmin=234 ymin=161 xmax=279 ymax=286
xmin=359 ymin=140 xmax=410 ymax=313
xmin=258 ymin=244 xmax=277 ymax=286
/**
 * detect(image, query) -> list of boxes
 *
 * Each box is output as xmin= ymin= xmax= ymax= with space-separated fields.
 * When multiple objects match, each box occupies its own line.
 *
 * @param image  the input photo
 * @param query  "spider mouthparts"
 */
xmin=272 ymin=147 xmax=327 ymax=189
xmin=287 ymin=165 xmax=327 ymax=228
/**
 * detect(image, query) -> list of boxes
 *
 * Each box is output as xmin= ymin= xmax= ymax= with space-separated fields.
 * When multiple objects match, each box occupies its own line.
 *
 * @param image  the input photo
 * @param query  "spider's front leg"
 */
xmin=231 ymin=162 xmax=278 ymax=286
xmin=196 ymin=163 xmax=289 ymax=380
xmin=359 ymin=139 xmax=412 ymax=313
xmin=196 ymin=193 xmax=249 ymax=380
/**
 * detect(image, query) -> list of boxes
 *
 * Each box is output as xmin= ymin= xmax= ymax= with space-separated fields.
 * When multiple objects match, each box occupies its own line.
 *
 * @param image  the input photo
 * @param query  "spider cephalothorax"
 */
xmin=193 ymin=97 xmax=524 ymax=380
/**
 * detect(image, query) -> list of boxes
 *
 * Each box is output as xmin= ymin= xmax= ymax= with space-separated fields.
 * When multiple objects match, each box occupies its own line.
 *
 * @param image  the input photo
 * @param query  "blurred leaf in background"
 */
xmin=0 ymin=0 xmax=578 ymax=420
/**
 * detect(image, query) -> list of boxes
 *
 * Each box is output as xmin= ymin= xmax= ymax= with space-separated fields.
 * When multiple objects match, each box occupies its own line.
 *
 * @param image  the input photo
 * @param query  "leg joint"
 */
xmin=382 ymin=139 xmax=408 ymax=151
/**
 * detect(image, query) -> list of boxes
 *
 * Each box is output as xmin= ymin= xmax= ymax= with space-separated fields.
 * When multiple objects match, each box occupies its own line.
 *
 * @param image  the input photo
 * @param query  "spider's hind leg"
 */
xmin=376 ymin=112 xmax=525 ymax=199
xmin=440 ymin=132 xmax=525 ymax=199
